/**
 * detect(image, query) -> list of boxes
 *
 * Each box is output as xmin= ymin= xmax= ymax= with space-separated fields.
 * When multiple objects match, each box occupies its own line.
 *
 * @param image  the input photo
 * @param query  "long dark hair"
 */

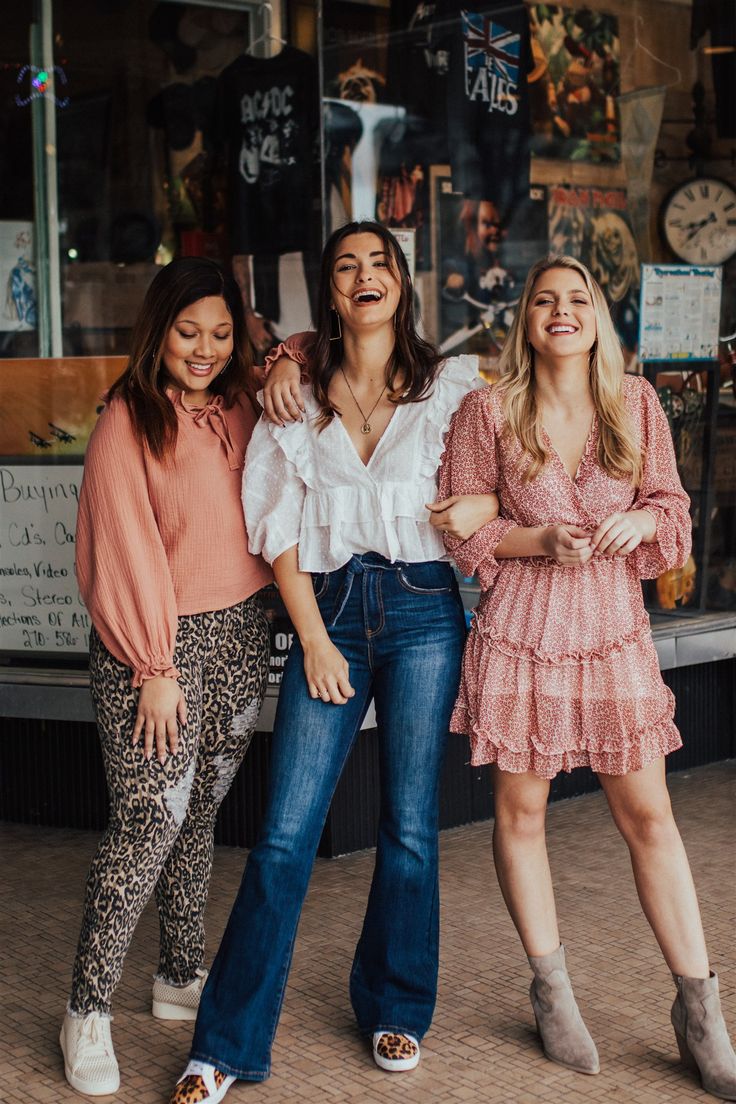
xmin=107 ymin=257 xmax=255 ymax=460
xmin=311 ymin=222 xmax=442 ymax=424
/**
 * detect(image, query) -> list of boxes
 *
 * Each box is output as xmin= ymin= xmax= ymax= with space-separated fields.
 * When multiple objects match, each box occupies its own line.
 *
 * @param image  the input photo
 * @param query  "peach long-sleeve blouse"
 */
xmin=438 ymin=375 xmax=692 ymax=778
xmin=75 ymin=390 xmax=272 ymax=686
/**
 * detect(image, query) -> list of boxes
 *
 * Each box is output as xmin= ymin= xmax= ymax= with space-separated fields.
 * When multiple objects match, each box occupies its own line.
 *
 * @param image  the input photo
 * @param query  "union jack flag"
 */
xmin=462 ymin=10 xmax=520 ymax=84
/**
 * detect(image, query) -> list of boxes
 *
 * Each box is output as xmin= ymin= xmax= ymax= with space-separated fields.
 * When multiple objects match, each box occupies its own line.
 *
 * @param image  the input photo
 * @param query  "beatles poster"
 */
xmin=528 ymin=4 xmax=620 ymax=163
xmin=548 ymin=185 xmax=639 ymax=352
xmin=438 ymin=182 xmax=548 ymax=357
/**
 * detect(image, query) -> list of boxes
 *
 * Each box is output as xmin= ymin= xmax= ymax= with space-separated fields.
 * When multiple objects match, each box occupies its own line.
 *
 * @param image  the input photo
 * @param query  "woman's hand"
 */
xmin=591 ymin=510 xmax=656 ymax=557
xmin=263 ymin=356 xmax=305 ymax=426
xmin=426 ymin=493 xmax=500 ymax=541
xmin=132 ymin=676 xmax=187 ymax=764
xmin=303 ymin=636 xmax=355 ymax=705
xmin=541 ymin=524 xmax=593 ymax=566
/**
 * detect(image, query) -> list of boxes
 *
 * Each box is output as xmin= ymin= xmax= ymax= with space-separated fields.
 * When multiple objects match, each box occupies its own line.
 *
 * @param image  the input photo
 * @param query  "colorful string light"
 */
xmin=15 ymin=64 xmax=70 ymax=107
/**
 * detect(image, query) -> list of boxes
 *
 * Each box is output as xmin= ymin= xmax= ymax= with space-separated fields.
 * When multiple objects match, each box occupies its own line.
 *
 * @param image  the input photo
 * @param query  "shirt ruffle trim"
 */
xmin=419 ymin=355 xmax=481 ymax=479
xmin=264 ymin=407 xmax=319 ymax=490
xmin=131 ymin=662 xmax=181 ymax=689
xmin=629 ymin=504 xmax=681 ymax=579
xmin=263 ymin=337 xmax=311 ymax=381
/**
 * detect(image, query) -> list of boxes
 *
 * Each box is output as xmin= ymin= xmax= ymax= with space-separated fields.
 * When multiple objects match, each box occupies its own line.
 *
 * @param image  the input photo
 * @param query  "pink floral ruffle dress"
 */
xmin=438 ymin=375 xmax=692 ymax=779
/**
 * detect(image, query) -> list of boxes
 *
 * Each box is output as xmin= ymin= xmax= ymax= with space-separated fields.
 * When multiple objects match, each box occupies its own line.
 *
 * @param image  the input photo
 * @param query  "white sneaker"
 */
xmin=60 ymin=1011 xmax=120 ymax=1095
xmin=152 ymin=967 xmax=208 ymax=1020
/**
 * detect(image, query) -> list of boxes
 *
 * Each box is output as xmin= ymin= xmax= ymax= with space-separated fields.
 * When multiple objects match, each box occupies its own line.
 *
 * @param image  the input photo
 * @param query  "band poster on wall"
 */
xmin=528 ymin=4 xmax=620 ymax=164
xmin=548 ymin=184 xmax=639 ymax=352
xmin=436 ymin=174 xmax=548 ymax=359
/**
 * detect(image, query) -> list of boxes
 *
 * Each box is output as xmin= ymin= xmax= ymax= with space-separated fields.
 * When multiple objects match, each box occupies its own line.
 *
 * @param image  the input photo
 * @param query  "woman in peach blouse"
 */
xmin=439 ymin=255 xmax=736 ymax=1098
xmin=59 ymin=259 xmax=271 ymax=1098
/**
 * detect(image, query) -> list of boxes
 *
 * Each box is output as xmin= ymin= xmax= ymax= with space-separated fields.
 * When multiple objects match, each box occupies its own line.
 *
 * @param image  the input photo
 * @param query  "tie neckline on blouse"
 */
xmin=170 ymin=389 xmax=243 ymax=471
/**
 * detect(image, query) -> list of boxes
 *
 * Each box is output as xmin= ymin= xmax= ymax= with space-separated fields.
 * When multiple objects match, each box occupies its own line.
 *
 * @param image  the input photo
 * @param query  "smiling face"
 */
xmin=525 ymin=266 xmax=597 ymax=363
xmin=162 ymin=295 xmax=234 ymax=405
xmin=330 ymin=232 xmax=402 ymax=333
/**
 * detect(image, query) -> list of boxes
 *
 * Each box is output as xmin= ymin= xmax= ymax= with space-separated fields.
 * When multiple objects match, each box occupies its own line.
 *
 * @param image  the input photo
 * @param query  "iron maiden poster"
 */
xmin=528 ymin=5 xmax=620 ymax=163
xmin=548 ymin=185 xmax=639 ymax=351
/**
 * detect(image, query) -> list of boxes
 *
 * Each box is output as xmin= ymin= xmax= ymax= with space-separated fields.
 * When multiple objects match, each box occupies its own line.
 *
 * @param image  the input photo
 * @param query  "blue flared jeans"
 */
xmin=190 ymin=553 xmax=466 ymax=1080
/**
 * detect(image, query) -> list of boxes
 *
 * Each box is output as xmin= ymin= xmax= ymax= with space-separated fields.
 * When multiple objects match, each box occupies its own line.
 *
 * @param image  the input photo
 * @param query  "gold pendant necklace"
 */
xmin=340 ymin=368 xmax=388 ymax=434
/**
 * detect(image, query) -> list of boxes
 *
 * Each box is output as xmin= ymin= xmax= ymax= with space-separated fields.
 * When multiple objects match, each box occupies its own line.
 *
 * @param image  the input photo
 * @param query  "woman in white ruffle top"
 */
xmin=171 ymin=222 xmax=498 ymax=1104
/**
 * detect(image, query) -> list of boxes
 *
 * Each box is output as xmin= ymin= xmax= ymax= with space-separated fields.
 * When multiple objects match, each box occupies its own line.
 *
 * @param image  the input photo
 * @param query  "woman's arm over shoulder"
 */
xmin=263 ymin=331 xmax=316 ymax=376
xmin=262 ymin=331 xmax=317 ymax=424
xmin=626 ymin=374 xmax=692 ymax=577
xmin=76 ymin=398 xmax=180 ymax=687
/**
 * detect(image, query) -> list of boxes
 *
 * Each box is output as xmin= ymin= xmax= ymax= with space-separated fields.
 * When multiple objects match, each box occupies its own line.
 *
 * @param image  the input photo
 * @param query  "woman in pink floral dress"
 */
xmin=438 ymin=255 xmax=736 ymax=1099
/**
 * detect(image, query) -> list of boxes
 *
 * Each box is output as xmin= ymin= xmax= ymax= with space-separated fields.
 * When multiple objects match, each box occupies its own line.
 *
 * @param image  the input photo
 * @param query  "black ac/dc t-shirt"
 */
xmin=217 ymin=46 xmax=319 ymax=255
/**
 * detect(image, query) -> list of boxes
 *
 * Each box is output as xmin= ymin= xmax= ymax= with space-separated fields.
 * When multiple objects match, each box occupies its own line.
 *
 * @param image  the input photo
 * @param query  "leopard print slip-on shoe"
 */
xmin=169 ymin=1061 xmax=235 ymax=1104
xmin=372 ymin=1031 xmax=420 ymax=1071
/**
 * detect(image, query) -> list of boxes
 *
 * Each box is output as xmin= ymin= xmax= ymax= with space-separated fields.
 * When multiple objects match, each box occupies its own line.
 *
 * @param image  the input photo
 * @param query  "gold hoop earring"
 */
xmin=329 ymin=307 xmax=342 ymax=342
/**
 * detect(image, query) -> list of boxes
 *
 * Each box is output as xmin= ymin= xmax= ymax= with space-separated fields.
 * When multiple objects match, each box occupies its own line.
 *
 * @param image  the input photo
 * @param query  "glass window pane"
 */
xmin=53 ymin=1 xmax=258 ymax=356
xmin=0 ymin=13 xmax=39 ymax=357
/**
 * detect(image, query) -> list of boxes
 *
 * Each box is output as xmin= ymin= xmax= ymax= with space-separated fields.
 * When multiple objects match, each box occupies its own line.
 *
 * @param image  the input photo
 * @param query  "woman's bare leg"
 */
xmin=598 ymin=757 xmax=709 ymax=978
xmin=491 ymin=766 xmax=558 ymax=955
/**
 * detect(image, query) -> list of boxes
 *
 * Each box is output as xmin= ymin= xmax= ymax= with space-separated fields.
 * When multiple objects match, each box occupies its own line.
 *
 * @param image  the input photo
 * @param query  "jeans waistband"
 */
xmin=341 ymin=553 xmax=447 ymax=574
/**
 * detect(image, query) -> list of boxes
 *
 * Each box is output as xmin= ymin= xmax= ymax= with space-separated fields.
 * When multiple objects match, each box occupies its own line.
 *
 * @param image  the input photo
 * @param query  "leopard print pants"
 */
xmin=68 ymin=595 xmax=269 ymax=1015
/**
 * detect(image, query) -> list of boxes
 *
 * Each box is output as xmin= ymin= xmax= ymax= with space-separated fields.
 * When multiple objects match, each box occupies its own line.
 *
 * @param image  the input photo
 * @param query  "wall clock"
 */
xmin=660 ymin=177 xmax=736 ymax=265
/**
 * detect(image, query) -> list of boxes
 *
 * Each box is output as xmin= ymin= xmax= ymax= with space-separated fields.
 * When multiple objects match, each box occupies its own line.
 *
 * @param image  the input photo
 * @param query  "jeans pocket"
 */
xmin=396 ymin=561 xmax=454 ymax=595
xmin=312 ymin=572 xmax=329 ymax=599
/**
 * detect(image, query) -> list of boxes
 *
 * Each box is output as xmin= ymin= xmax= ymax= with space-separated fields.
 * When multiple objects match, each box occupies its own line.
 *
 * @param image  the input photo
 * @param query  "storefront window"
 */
xmin=318 ymin=0 xmax=735 ymax=618
xmin=0 ymin=0 xmax=734 ymax=678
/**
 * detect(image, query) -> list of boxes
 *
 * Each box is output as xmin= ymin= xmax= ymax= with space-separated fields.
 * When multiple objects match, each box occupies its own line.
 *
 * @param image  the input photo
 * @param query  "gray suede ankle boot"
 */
xmin=671 ymin=972 xmax=736 ymax=1100
xmin=527 ymin=944 xmax=600 ymax=1075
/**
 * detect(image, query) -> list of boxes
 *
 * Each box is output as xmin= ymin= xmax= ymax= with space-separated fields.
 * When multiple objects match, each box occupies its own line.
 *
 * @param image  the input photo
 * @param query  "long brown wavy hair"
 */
xmin=309 ymin=222 xmax=442 ymax=424
xmin=107 ymin=258 xmax=256 ymax=460
xmin=497 ymin=254 xmax=642 ymax=485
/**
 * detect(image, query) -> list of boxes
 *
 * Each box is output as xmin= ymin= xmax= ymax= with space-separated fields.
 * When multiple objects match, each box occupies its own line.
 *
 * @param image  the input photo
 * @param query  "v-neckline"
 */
xmin=541 ymin=415 xmax=597 ymax=485
xmin=334 ymin=404 xmax=401 ymax=471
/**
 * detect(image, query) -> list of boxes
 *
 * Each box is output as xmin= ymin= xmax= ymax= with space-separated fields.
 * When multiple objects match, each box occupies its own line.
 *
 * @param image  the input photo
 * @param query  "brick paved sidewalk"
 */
xmin=2 ymin=762 xmax=734 ymax=1104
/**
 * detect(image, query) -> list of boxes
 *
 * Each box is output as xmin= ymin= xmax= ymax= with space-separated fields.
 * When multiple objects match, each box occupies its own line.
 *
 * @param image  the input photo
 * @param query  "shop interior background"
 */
xmin=0 ymin=0 xmax=734 ymax=653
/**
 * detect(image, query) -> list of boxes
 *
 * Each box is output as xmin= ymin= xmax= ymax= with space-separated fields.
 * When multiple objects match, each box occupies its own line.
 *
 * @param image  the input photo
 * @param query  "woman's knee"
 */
xmin=494 ymin=794 xmax=548 ymax=842
xmin=492 ymin=770 xmax=549 ymax=842
xmin=615 ymin=797 xmax=679 ymax=849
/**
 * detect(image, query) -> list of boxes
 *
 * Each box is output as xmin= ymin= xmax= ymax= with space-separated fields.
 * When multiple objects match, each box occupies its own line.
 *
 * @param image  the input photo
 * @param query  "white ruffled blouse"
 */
xmin=243 ymin=355 xmax=483 ymax=571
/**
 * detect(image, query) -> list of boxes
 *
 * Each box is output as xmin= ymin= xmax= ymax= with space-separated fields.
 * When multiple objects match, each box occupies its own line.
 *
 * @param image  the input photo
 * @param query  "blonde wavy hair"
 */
xmin=497 ymin=254 xmax=642 ymax=485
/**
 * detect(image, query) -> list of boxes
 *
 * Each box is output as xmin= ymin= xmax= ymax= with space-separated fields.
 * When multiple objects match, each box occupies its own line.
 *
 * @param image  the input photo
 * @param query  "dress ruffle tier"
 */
xmin=452 ymin=623 xmax=681 ymax=778
xmin=451 ymin=558 xmax=681 ymax=777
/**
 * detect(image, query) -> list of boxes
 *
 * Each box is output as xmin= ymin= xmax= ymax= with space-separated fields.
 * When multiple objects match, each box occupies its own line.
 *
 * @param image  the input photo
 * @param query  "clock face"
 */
xmin=661 ymin=177 xmax=736 ymax=265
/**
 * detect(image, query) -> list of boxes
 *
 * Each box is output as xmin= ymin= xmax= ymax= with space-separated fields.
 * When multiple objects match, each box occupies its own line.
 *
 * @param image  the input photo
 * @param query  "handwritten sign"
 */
xmin=0 ymin=464 xmax=90 ymax=654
